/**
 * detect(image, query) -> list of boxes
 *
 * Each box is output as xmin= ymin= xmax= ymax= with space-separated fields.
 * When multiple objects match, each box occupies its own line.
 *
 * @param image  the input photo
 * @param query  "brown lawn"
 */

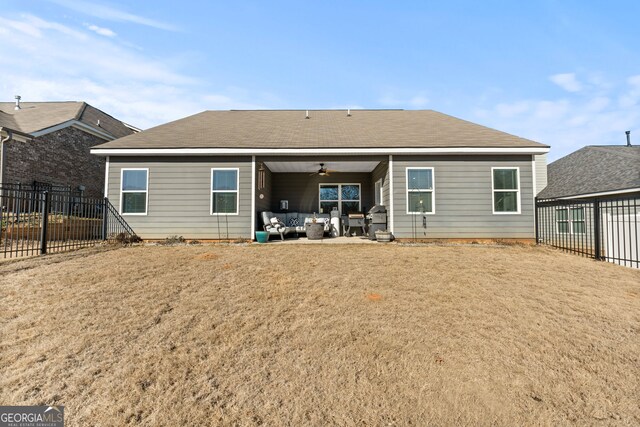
xmin=1 ymin=243 xmax=639 ymax=426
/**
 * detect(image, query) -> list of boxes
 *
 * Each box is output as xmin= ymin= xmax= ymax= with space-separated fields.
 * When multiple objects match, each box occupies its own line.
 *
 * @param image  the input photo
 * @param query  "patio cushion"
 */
xmin=270 ymin=216 xmax=281 ymax=223
xmin=261 ymin=211 xmax=273 ymax=225
xmin=285 ymin=212 xmax=299 ymax=226
xmin=288 ymin=217 xmax=299 ymax=226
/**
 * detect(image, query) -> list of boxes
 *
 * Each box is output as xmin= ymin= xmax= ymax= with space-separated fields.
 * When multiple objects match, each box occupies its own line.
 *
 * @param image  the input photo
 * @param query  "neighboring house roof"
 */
xmin=0 ymin=111 xmax=18 ymax=129
xmin=92 ymin=109 xmax=548 ymax=151
xmin=0 ymin=101 xmax=134 ymax=139
xmin=538 ymin=145 xmax=640 ymax=199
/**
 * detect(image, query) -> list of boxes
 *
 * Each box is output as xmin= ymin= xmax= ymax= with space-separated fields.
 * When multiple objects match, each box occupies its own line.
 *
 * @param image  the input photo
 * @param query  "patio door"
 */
xmin=319 ymin=184 xmax=361 ymax=215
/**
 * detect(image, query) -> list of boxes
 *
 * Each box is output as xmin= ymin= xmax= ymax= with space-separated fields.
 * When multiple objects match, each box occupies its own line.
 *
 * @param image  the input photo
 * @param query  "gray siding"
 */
xmin=255 ymin=163 xmax=272 ymax=213
xmin=371 ymin=160 xmax=389 ymax=208
xmin=391 ymin=155 xmax=535 ymax=238
xmin=254 ymin=163 xmax=273 ymax=232
xmin=534 ymin=153 xmax=547 ymax=195
xmin=271 ymin=173 xmax=374 ymax=213
xmin=107 ymin=156 xmax=252 ymax=239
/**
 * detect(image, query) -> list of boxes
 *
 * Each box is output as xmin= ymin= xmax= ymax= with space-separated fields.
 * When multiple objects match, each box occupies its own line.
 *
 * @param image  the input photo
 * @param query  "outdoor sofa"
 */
xmin=260 ymin=211 xmax=332 ymax=240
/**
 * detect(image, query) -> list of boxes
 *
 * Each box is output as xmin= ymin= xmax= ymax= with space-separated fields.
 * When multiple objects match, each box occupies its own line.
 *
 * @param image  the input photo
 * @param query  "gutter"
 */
xmin=541 ymin=187 xmax=640 ymax=201
xmin=0 ymin=127 xmax=13 ymax=186
xmin=31 ymin=119 xmax=115 ymax=141
xmin=90 ymin=146 xmax=551 ymax=157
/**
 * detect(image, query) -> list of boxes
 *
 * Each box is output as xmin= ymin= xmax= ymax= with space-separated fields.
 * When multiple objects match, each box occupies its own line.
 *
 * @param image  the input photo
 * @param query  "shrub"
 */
xmin=161 ymin=235 xmax=186 ymax=245
xmin=114 ymin=233 xmax=143 ymax=245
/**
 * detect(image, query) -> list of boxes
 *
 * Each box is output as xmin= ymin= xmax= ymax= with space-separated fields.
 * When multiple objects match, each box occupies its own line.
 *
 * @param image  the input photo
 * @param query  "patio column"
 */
xmin=388 ymin=154 xmax=394 ymax=234
xmin=251 ymin=155 xmax=256 ymax=240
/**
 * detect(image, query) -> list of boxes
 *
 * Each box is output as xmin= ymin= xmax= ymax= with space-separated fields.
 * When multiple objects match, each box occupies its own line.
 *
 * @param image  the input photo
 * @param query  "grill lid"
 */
xmin=368 ymin=205 xmax=387 ymax=213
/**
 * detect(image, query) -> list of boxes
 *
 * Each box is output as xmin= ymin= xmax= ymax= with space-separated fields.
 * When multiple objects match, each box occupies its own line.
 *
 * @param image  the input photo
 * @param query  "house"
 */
xmin=0 ymin=98 xmax=137 ymax=197
xmin=535 ymin=141 xmax=639 ymax=268
xmin=90 ymin=109 xmax=549 ymax=240
xmin=537 ymin=143 xmax=640 ymax=200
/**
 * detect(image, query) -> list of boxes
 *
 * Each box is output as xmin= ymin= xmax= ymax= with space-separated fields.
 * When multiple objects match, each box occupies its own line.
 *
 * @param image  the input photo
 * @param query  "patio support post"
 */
xmin=250 ymin=156 xmax=256 ymax=240
xmin=388 ymin=155 xmax=394 ymax=234
xmin=534 ymin=197 xmax=539 ymax=244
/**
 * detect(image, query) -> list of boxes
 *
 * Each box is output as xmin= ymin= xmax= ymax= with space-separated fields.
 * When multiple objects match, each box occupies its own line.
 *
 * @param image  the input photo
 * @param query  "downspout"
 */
xmin=0 ymin=127 xmax=13 ymax=186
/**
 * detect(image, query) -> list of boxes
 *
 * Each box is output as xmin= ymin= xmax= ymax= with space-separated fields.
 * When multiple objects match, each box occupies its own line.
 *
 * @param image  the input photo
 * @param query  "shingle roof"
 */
xmin=0 ymin=111 xmax=18 ymax=130
xmin=93 ymin=109 xmax=547 ymax=150
xmin=0 ymin=101 xmax=133 ymax=139
xmin=538 ymin=145 xmax=640 ymax=199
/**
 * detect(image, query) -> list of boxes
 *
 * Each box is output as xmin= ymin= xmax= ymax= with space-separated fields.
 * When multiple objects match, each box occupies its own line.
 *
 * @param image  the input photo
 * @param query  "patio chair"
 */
xmin=260 ymin=211 xmax=291 ymax=240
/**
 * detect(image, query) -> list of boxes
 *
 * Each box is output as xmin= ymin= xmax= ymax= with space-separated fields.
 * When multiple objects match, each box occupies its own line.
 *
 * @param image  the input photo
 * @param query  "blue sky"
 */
xmin=0 ymin=0 xmax=638 ymax=160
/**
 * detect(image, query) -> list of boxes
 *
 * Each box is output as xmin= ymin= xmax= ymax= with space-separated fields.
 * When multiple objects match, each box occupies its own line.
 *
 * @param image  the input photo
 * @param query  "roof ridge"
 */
xmin=588 ymin=145 xmax=640 ymax=159
xmin=75 ymin=102 xmax=88 ymax=121
xmin=224 ymin=109 xmax=406 ymax=112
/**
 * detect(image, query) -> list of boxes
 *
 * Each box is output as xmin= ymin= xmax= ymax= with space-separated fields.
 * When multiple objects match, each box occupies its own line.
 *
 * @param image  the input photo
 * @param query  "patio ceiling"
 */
xmin=263 ymin=161 xmax=380 ymax=173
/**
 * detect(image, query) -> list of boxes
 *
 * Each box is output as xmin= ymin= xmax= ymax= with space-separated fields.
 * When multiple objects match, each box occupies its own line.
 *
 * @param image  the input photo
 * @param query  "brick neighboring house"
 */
xmin=0 ymin=99 xmax=137 ymax=197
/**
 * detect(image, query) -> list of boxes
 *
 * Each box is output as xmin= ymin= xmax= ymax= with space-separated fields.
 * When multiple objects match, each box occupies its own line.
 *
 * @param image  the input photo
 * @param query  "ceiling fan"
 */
xmin=310 ymin=163 xmax=338 ymax=176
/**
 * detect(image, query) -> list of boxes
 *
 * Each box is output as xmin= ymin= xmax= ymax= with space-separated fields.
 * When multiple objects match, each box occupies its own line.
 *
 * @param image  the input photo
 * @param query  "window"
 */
xmin=492 ymin=167 xmax=520 ymax=214
xmin=211 ymin=168 xmax=239 ymax=215
xmin=406 ymin=168 xmax=434 ymax=214
xmin=556 ymin=207 xmax=585 ymax=234
xmin=374 ymin=179 xmax=383 ymax=206
xmin=319 ymin=184 xmax=361 ymax=215
xmin=120 ymin=169 xmax=148 ymax=215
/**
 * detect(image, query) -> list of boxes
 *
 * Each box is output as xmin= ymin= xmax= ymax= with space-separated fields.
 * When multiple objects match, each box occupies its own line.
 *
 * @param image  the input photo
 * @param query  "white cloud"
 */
xmin=495 ymin=101 xmax=530 ymax=117
xmin=47 ymin=0 xmax=177 ymax=31
xmin=1 ymin=14 xmax=87 ymax=39
xmin=85 ymin=23 xmax=116 ymax=37
xmin=378 ymin=92 xmax=429 ymax=108
xmin=474 ymin=75 xmax=640 ymax=161
xmin=407 ymin=96 xmax=428 ymax=108
xmin=619 ymin=75 xmax=640 ymax=108
xmin=549 ymin=73 xmax=583 ymax=92
xmin=0 ymin=14 xmax=271 ymax=129
xmin=585 ymin=96 xmax=609 ymax=112
xmin=533 ymin=100 xmax=569 ymax=120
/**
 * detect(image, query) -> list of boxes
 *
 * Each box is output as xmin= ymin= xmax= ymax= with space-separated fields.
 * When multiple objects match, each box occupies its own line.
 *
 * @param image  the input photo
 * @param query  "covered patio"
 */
xmin=253 ymin=155 xmax=390 ymax=240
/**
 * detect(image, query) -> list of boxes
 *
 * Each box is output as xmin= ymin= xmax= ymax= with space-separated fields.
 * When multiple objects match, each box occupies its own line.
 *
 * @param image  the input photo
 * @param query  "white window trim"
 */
xmin=406 ymin=167 xmax=435 ymax=215
xmin=375 ymin=178 xmax=383 ymax=206
xmin=388 ymin=155 xmax=394 ymax=233
xmin=318 ymin=183 xmax=362 ymax=215
xmin=555 ymin=207 xmax=586 ymax=235
xmin=210 ymin=167 xmax=240 ymax=216
xmin=491 ymin=167 xmax=521 ymax=215
xmin=120 ymin=168 xmax=149 ymax=216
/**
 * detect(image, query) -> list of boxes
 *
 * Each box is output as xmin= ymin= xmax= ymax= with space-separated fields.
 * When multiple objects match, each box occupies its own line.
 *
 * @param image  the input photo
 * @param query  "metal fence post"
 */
xmin=534 ymin=197 xmax=539 ymax=244
xmin=102 ymin=197 xmax=108 ymax=240
xmin=40 ymin=191 xmax=50 ymax=254
xmin=593 ymin=199 xmax=601 ymax=260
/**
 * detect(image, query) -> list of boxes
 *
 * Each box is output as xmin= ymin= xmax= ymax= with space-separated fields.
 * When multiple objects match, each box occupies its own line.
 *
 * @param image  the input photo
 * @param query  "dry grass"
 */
xmin=1 ymin=244 xmax=639 ymax=426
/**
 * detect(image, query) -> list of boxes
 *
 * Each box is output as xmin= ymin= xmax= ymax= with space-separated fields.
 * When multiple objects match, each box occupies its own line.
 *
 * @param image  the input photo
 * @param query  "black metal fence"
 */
xmin=536 ymin=195 xmax=639 ymax=268
xmin=1 ymin=184 xmax=137 ymax=259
